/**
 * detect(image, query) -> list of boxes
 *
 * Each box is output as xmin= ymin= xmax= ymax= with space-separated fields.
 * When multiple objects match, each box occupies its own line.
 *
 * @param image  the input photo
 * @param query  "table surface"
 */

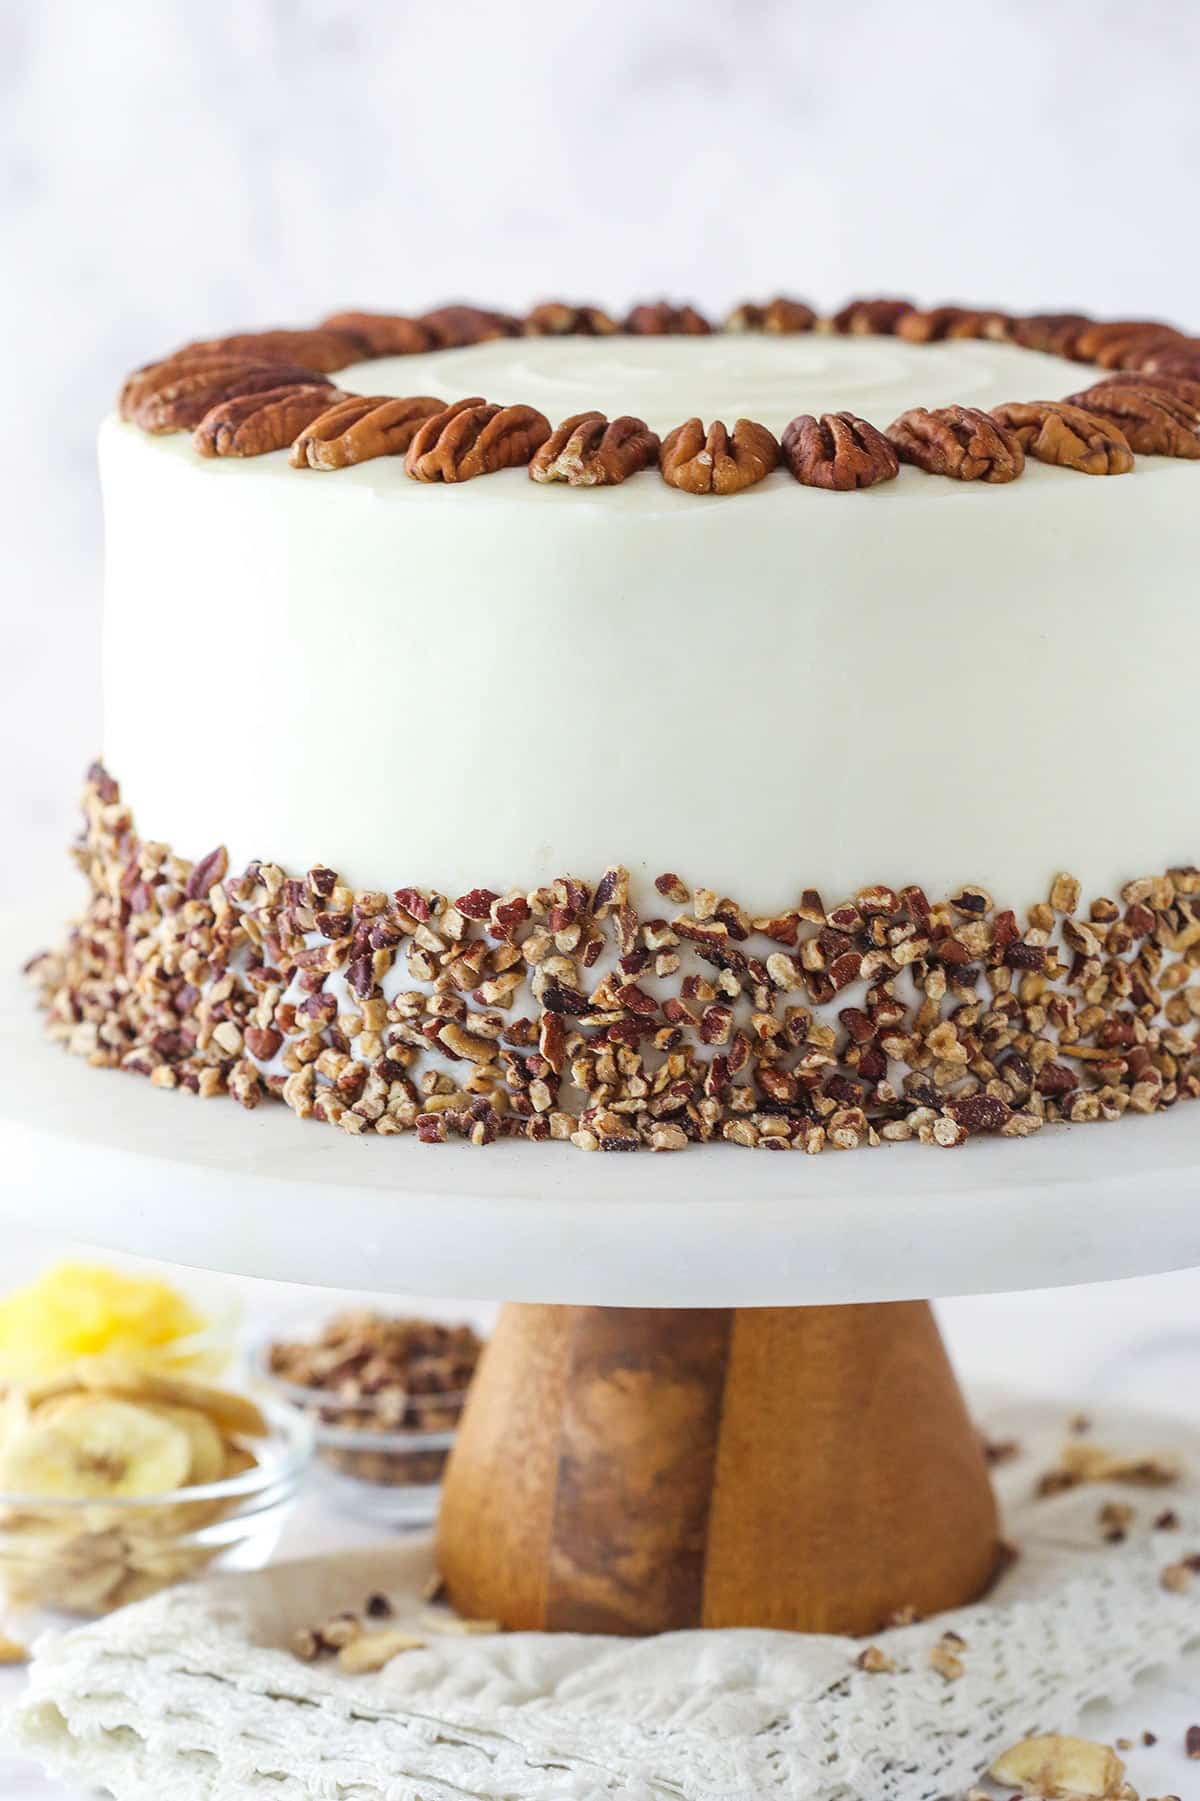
xmin=2 ymin=1247 xmax=1199 ymax=1798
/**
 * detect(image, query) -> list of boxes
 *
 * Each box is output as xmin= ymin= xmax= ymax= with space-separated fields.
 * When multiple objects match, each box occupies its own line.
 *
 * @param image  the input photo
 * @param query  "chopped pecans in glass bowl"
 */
xmin=252 ymin=1312 xmax=485 ymax=1526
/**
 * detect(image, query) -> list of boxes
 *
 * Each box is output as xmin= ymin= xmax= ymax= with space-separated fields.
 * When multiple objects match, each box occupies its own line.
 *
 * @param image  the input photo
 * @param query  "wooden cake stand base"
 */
xmin=436 ymin=1299 xmax=999 ymax=1636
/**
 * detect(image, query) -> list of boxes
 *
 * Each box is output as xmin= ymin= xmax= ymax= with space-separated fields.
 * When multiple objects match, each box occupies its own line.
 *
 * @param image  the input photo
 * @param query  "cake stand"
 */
xmin=5 ymin=908 xmax=1200 ymax=1637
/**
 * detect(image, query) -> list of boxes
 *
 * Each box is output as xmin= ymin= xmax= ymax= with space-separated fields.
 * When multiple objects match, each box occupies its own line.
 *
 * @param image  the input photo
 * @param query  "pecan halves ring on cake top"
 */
xmin=886 ymin=405 xmax=1025 ymax=483
xmin=723 ymin=297 xmax=817 ymax=334
xmin=120 ymin=355 xmax=335 ymax=432
xmin=782 ymin=412 xmax=899 ymax=490
xmin=404 ymin=398 xmax=552 ymax=482
xmin=529 ymin=411 xmax=660 ymax=486
xmin=828 ymin=297 xmax=913 ymax=335
xmin=624 ymin=301 xmax=712 ymax=336
xmin=522 ymin=302 xmax=620 ymax=336
xmin=290 ymin=394 xmax=447 ymax=469
xmin=990 ymin=401 xmax=1134 ymax=476
xmin=659 ymin=417 xmax=779 ymax=495
xmin=194 ymin=385 xmax=348 ymax=458
xmin=1062 ymin=381 xmax=1200 ymax=458
xmin=318 ymin=311 xmax=437 ymax=357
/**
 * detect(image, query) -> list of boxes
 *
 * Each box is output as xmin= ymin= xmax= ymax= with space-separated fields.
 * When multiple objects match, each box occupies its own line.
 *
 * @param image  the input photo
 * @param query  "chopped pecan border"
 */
xmin=28 ymin=767 xmax=1200 ymax=1154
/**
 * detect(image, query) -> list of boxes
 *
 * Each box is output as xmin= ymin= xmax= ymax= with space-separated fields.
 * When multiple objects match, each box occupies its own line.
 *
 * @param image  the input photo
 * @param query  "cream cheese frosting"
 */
xmin=100 ymin=334 xmax=1200 ymax=911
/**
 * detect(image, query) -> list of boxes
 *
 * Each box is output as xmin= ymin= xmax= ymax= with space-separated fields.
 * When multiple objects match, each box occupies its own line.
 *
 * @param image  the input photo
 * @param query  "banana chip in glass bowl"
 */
xmin=0 ymin=1355 xmax=311 ymax=1614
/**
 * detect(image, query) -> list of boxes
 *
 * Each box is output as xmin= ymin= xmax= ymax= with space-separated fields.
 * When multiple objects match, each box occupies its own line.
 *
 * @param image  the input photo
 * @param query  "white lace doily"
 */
xmin=9 ymin=1394 xmax=1200 ymax=1801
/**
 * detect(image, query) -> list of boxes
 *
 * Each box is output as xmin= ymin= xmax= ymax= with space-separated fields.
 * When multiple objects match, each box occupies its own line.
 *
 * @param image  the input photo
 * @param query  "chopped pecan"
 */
xmin=529 ymin=411 xmax=659 ymax=486
xmin=1004 ymin=313 xmax=1091 ymax=356
xmin=990 ymin=400 xmax=1133 ymax=475
xmin=121 ymin=355 xmax=332 ymax=432
xmin=828 ymin=297 xmax=913 ymax=335
xmin=290 ymin=394 xmax=446 ymax=469
xmin=522 ymin=302 xmax=619 ymax=336
xmin=624 ymin=301 xmax=711 ymax=335
xmin=193 ymin=384 xmax=343 ymax=458
xmin=185 ymin=845 xmax=228 ymax=899
xmin=782 ymin=411 xmax=898 ymax=490
xmin=946 ymin=1093 xmax=1009 ymax=1133
xmin=897 ymin=305 xmax=1003 ymax=342
xmin=723 ymin=297 xmax=816 ymax=333
xmin=1062 ymin=381 xmax=1200 ymax=458
xmin=405 ymin=398 xmax=552 ymax=482
xmin=319 ymin=311 xmax=436 ymax=356
xmin=659 ymin=417 xmax=779 ymax=495
xmin=418 ymin=305 xmax=522 ymax=347
xmin=177 ymin=327 xmax=365 ymax=373
xmin=886 ymin=405 xmax=1025 ymax=482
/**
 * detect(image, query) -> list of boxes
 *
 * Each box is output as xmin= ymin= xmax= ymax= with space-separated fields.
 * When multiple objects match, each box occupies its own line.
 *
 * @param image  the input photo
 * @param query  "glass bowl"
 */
xmin=0 ymin=1395 xmax=311 ymax=1616
xmin=248 ymin=1328 xmax=469 ymax=1527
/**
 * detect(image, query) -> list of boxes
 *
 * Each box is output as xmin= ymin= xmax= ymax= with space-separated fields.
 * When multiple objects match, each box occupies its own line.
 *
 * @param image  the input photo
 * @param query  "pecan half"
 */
xmin=782 ymin=411 xmax=898 ymax=490
xmin=886 ymin=405 xmax=1025 ymax=482
xmin=1132 ymin=338 xmax=1200 ymax=379
xmin=1096 ymin=368 xmax=1200 ymax=411
xmin=1062 ymin=381 xmax=1200 ymax=457
xmin=417 ymin=306 xmax=522 ymax=347
xmin=194 ymin=384 xmax=346 ymax=458
xmin=624 ymin=302 xmax=711 ymax=335
xmin=121 ymin=355 xmax=333 ymax=432
xmin=723 ymin=297 xmax=816 ymax=334
xmin=897 ymin=305 xmax=1005 ymax=342
xmin=1069 ymin=319 xmax=1182 ymax=367
xmin=829 ymin=298 xmax=913 ymax=335
xmin=404 ymin=398 xmax=551 ymax=481
xmin=522 ymin=302 xmax=620 ymax=336
xmin=659 ymin=417 xmax=779 ymax=494
xmin=529 ymin=411 xmax=660 ymax=485
xmin=290 ymin=394 xmax=446 ymax=469
xmin=1004 ymin=313 xmax=1092 ymax=356
xmin=178 ymin=328 xmax=365 ymax=373
xmin=990 ymin=401 xmax=1133 ymax=475
xmin=319 ymin=312 xmax=436 ymax=357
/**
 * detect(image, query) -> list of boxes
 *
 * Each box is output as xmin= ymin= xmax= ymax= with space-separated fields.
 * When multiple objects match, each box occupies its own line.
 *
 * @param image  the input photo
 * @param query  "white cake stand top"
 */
xmin=5 ymin=910 xmax=1199 ymax=1304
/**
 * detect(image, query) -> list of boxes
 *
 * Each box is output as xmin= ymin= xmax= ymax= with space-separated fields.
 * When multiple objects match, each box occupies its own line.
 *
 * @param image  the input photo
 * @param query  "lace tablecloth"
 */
xmin=8 ymin=1393 xmax=1200 ymax=1801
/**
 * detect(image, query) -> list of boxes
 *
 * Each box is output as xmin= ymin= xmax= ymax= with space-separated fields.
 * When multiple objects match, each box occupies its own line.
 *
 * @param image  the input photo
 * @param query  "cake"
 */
xmin=30 ymin=297 xmax=1200 ymax=1151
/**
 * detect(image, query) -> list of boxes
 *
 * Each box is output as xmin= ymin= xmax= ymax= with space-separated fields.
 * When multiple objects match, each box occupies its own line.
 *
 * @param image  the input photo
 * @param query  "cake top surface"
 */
xmin=333 ymin=333 xmax=1087 ymax=439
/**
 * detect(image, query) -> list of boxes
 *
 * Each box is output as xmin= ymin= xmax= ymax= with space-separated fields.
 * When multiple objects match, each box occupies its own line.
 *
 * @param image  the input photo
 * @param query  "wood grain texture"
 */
xmin=545 ymin=1308 xmax=731 ymax=1634
xmin=435 ymin=1302 xmax=571 ymax=1630
xmin=702 ymin=1302 xmax=999 ymax=1631
xmin=436 ymin=1300 xmax=999 ymax=1637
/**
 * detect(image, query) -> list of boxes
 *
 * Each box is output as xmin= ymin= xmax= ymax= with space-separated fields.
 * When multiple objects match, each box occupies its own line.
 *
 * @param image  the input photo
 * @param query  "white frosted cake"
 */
xmin=31 ymin=297 xmax=1200 ymax=1151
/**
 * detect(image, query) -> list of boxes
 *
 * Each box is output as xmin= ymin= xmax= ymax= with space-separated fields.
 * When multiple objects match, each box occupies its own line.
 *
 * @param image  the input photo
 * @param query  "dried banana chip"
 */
xmin=989 ymin=1732 xmax=1126 ymax=1798
xmin=73 ymin=1357 xmax=268 ymax=1438
xmin=0 ymin=1396 xmax=192 ymax=1500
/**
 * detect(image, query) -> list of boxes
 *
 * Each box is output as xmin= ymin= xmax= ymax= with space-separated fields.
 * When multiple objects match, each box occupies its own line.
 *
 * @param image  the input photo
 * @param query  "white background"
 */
xmin=3 ymin=4 xmax=1200 ymax=1792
